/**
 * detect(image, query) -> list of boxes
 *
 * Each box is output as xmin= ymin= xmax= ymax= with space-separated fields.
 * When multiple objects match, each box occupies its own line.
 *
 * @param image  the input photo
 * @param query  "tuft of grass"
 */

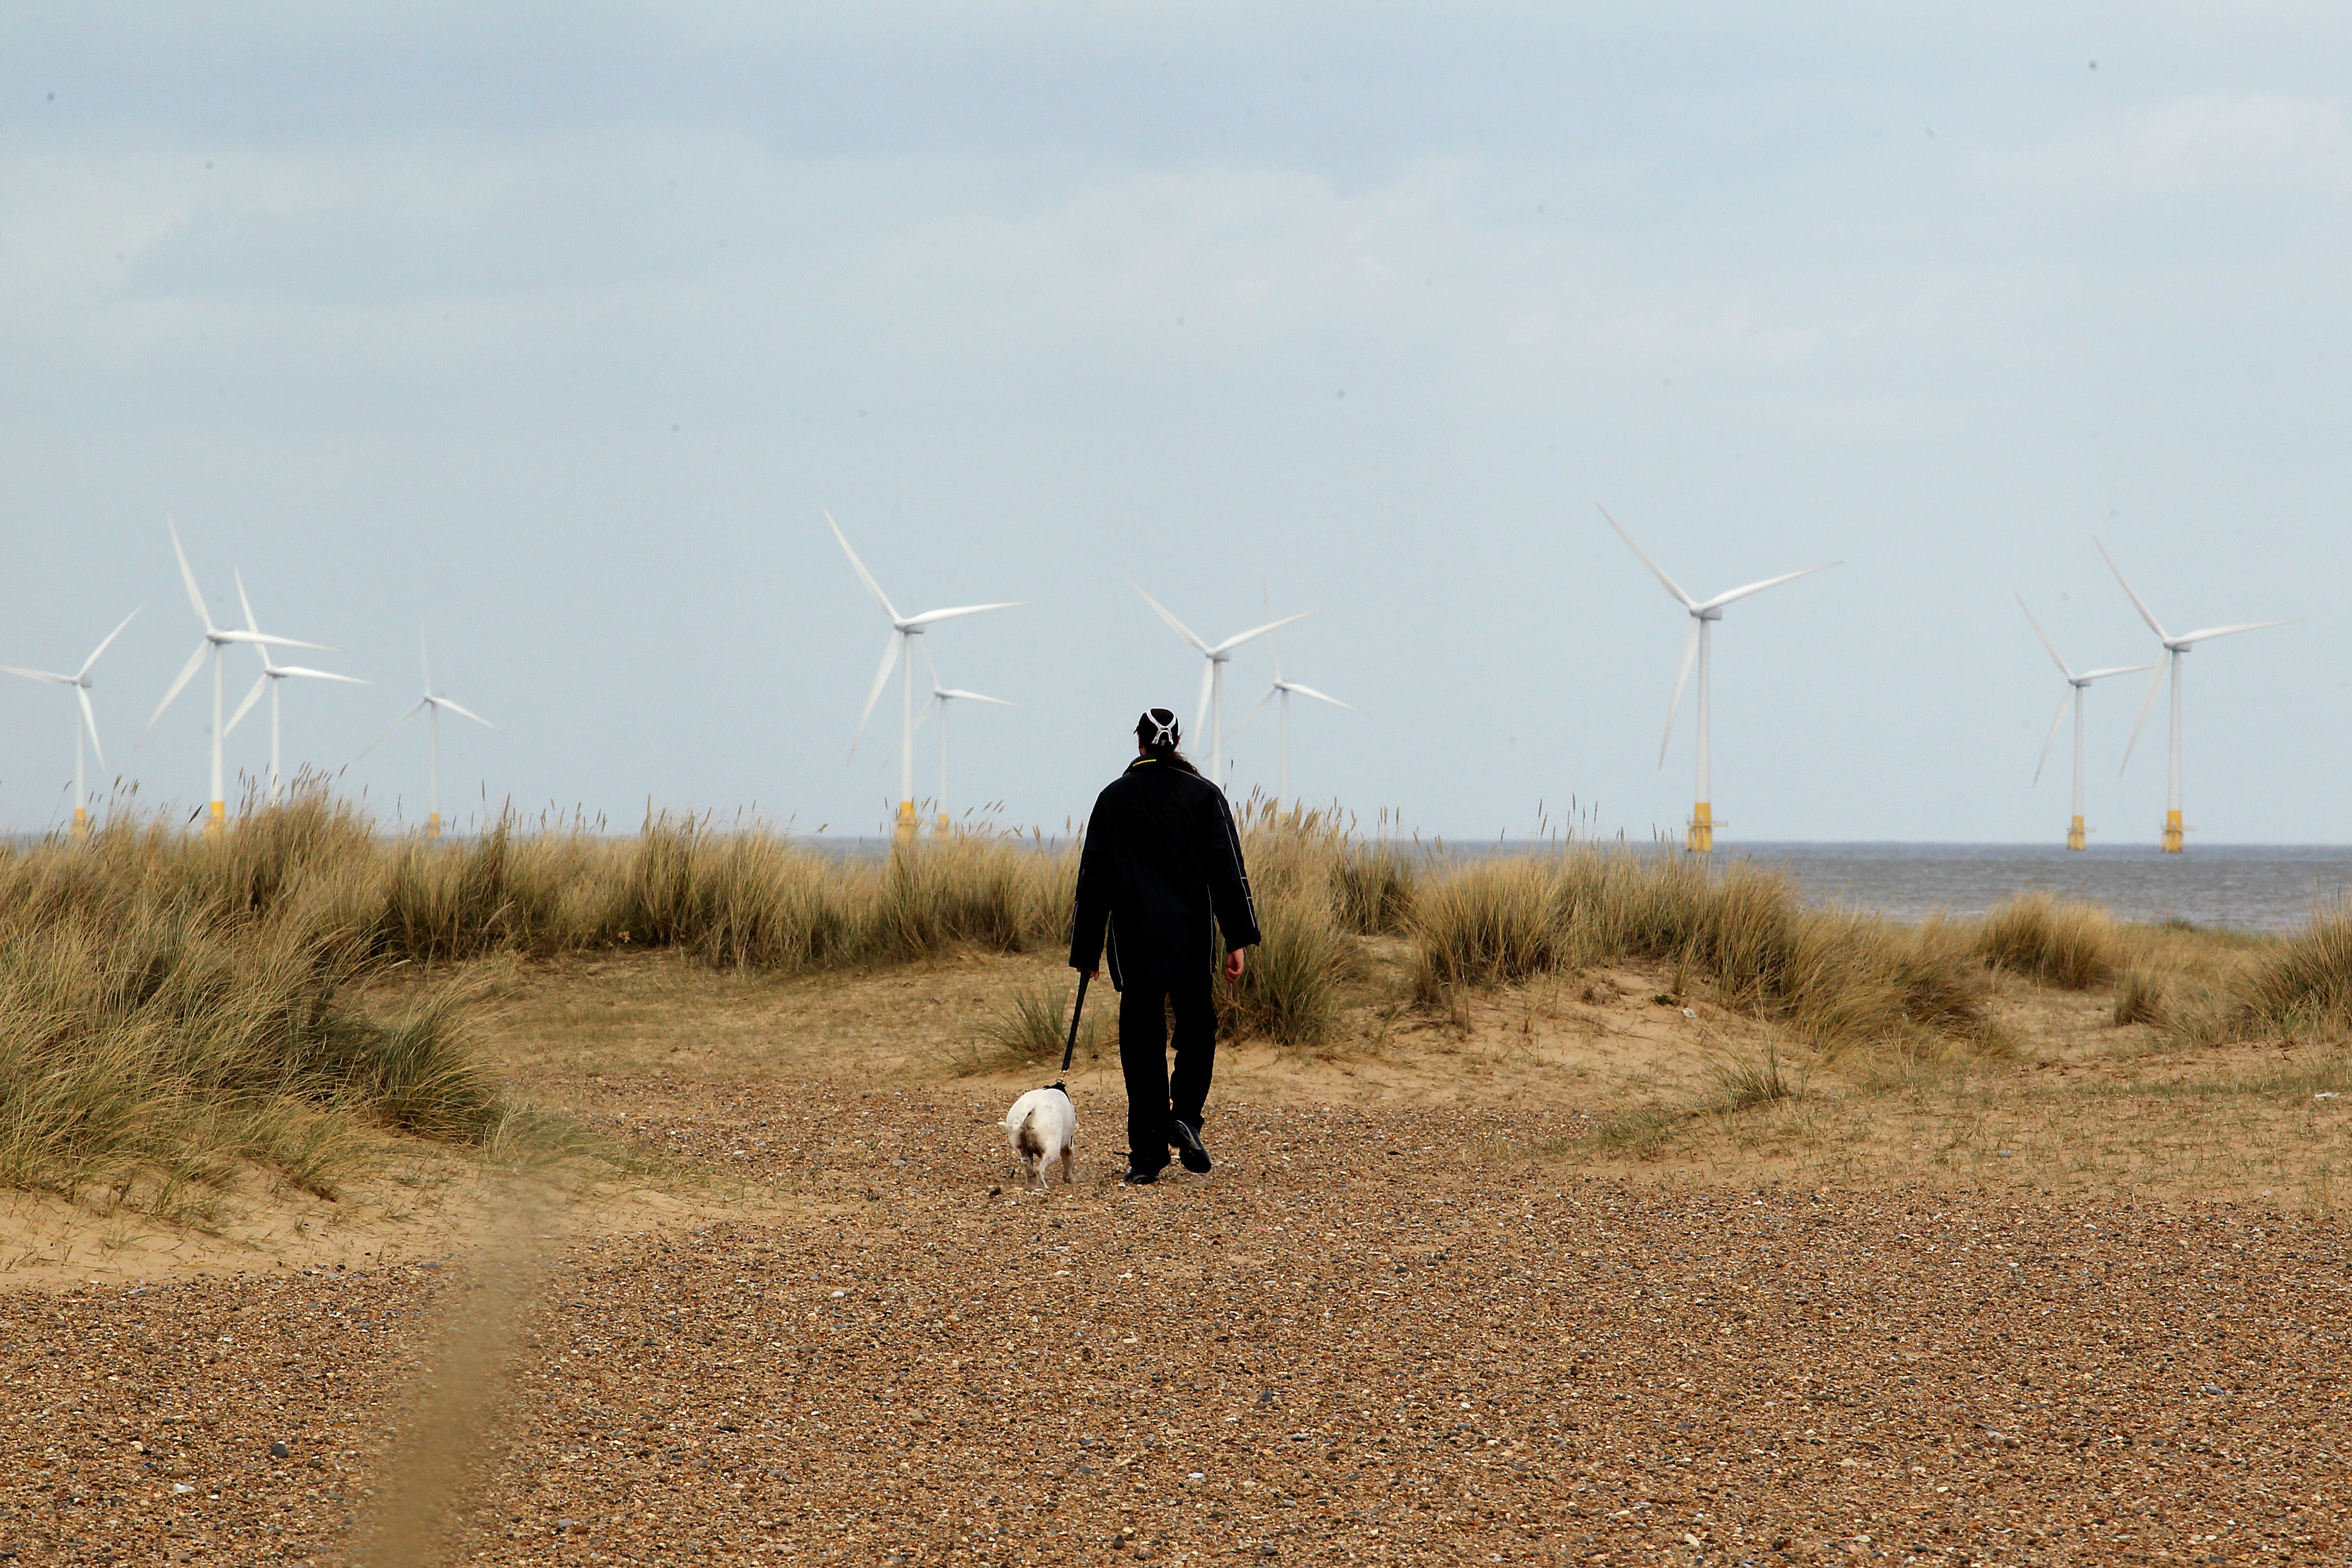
xmin=1704 ymin=1039 xmax=1802 ymax=1111
xmin=2113 ymin=968 xmax=2173 ymax=1029
xmin=1403 ymin=847 xmax=1992 ymax=1055
xmin=1218 ymin=882 xmax=1353 ymax=1047
xmin=2228 ymin=902 xmax=2352 ymax=1039
xmin=1581 ymin=1105 xmax=1695 ymax=1161
xmin=955 ymin=979 xmax=1106 ymax=1076
xmin=0 ymin=811 xmax=506 ymax=1209
xmin=1972 ymin=893 xmax=2118 ymax=989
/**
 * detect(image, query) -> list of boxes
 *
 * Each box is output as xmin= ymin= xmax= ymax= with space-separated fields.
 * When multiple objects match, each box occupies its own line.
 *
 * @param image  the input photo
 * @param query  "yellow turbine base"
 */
xmin=2066 ymin=815 xmax=2085 ymax=852
xmin=894 ymin=801 xmax=919 ymax=843
xmin=427 ymin=811 xmax=442 ymax=842
xmin=1687 ymin=801 xmax=1714 ymax=854
xmin=206 ymin=800 xmax=226 ymax=840
xmin=2162 ymin=809 xmax=2184 ymax=855
xmin=936 ymin=813 xmax=952 ymax=835
xmin=71 ymin=806 xmax=88 ymax=844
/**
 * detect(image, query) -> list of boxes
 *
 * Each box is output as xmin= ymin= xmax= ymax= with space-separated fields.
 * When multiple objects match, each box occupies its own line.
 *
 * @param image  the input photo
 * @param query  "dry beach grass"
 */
xmin=3 ymin=796 xmax=2352 ymax=1564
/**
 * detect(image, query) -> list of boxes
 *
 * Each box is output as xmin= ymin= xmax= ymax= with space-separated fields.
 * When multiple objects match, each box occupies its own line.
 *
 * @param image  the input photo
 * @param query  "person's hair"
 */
xmin=1135 ymin=707 xmax=1200 ymax=774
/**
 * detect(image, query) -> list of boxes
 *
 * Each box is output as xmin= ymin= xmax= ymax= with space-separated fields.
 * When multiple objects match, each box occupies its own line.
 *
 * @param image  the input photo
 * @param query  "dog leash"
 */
xmin=1056 ymin=971 xmax=1091 ymax=1080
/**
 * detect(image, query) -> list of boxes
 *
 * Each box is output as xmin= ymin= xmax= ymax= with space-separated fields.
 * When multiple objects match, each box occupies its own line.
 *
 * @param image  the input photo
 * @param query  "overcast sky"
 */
xmin=2 ymin=2 xmax=2346 ymax=844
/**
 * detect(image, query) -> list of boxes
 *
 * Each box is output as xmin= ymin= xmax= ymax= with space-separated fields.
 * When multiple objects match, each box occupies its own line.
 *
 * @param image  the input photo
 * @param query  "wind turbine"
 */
xmin=915 ymin=645 xmax=1017 ymax=834
xmin=2097 ymin=539 xmax=2290 ymax=853
xmin=1231 ymin=611 xmax=1360 ymax=808
xmin=2016 ymin=594 xmax=2151 ymax=851
xmin=1 ymin=606 xmax=141 ymax=841
xmin=829 ymin=512 xmax=1025 ymax=841
xmin=140 ymin=518 xmax=331 ymax=836
xmin=223 ymin=573 xmax=369 ymax=805
xmin=1601 ymin=505 xmax=1839 ymax=852
xmin=1129 ymin=584 xmax=1314 ymax=784
xmin=362 ymin=629 xmax=495 ymax=840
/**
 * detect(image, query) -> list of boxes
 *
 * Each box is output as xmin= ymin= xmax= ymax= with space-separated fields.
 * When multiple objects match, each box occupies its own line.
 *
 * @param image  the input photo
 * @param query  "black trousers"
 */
xmin=1117 ymin=968 xmax=1217 ymax=1171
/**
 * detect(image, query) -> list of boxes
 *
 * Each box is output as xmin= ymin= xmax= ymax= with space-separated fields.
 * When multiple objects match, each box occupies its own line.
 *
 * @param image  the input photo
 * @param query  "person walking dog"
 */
xmin=1070 ymin=708 xmax=1261 ymax=1184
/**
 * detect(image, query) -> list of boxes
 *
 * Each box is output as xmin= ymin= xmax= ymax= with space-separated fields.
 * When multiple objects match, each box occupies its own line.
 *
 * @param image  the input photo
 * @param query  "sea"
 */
xmin=1708 ymin=844 xmax=2352 ymax=933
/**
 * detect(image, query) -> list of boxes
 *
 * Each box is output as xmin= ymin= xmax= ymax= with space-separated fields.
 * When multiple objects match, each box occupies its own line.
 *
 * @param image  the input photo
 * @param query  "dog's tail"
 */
xmin=1006 ymin=1104 xmax=1045 ymax=1161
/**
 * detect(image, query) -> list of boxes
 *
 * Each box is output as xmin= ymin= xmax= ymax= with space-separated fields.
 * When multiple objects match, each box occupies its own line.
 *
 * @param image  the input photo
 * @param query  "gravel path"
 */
xmin=4 ymin=1085 xmax=2348 ymax=1566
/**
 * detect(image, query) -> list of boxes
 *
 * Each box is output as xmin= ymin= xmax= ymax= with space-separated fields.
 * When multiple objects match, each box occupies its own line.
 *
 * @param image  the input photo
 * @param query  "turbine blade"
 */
xmin=419 ymin=625 xmax=433 ymax=694
xmin=1210 ymin=609 xmax=1318 ymax=656
xmin=2076 ymin=663 xmax=2154 ymax=682
xmin=916 ymin=693 xmax=942 ymax=729
xmin=1232 ymin=686 xmax=1279 ymax=735
xmin=2033 ymin=686 xmax=2071 ymax=786
xmin=1658 ymin=620 xmax=1699 ymax=768
xmin=901 ymin=600 xmax=1027 ymax=627
xmin=1598 ymin=504 xmax=1698 ymax=609
xmin=225 ymin=673 xmax=269 ymax=736
xmin=826 ymin=511 xmax=902 ymax=624
xmin=934 ymin=688 xmax=1017 ymax=706
xmin=0 ymin=666 xmax=73 ymax=684
xmin=917 ymin=636 xmax=943 ymax=694
xmin=2177 ymin=619 xmax=2292 ymax=645
xmin=1131 ymin=581 xmax=1211 ymax=653
xmin=2014 ymin=593 xmax=2075 ymax=681
xmin=77 ymin=685 xmax=105 ymax=770
xmin=2095 ymin=538 xmax=2171 ymax=643
xmin=271 ymin=665 xmax=371 ymax=684
xmin=1194 ymin=659 xmax=1214 ymax=742
xmin=1284 ymin=681 xmax=1360 ymax=712
xmin=1700 ymin=561 xmax=1840 ymax=612
xmin=141 ymin=641 xmax=211 ymax=740
xmin=76 ymin=604 xmax=143 ymax=679
xmin=2120 ymin=657 xmax=2167 ymax=773
xmin=356 ymin=700 xmax=427 ymax=760
xmin=167 ymin=515 xmax=213 ymax=631
xmin=849 ymin=632 xmax=900 ymax=756
xmin=219 ymin=632 xmax=334 ymax=651
xmin=434 ymin=696 xmax=496 ymax=730
xmin=234 ymin=569 xmax=259 ymax=633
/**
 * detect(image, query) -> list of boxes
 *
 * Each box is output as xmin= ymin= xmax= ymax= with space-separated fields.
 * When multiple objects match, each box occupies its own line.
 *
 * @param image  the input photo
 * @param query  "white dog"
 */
xmin=1002 ymin=1085 xmax=1077 ymax=1190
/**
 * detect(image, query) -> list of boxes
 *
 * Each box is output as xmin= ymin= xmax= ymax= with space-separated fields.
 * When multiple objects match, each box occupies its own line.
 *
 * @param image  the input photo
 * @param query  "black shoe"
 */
xmin=1121 ymin=1165 xmax=1161 ymax=1186
xmin=1168 ymin=1118 xmax=1213 ymax=1174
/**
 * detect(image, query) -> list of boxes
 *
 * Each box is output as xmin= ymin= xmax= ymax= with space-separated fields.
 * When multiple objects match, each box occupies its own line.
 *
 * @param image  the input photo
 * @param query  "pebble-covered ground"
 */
xmin=3 ymin=1083 xmax=2349 ymax=1566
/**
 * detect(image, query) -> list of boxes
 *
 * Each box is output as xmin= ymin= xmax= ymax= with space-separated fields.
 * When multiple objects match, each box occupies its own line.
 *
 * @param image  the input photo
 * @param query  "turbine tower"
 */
xmin=1601 ymin=505 xmax=1839 ymax=852
xmin=141 ymin=518 xmax=331 ymax=836
xmin=1232 ymin=611 xmax=1360 ymax=808
xmin=2016 ymin=594 xmax=2150 ymax=851
xmin=1129 ymin=583 xmax=1313 ymax=784
xmin=1 ymin=606 xmax=141 ymax=841
xmin=363 ymin=628 xmax=495 ymax=840
xmin=2098 ymin=539 xmax=2289 ymax=853
xmin=223 ymin=573 xmax=369 ymax=805
xmin=829 ymin=512 xmax=1024 ymax=842
xmin=916 ymin=646 xmax=1017 ymax=834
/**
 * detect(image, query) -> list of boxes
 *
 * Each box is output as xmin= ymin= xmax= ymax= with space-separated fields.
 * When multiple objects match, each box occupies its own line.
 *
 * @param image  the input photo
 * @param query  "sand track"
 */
xmin=3 ymin=1079 xmax=2347 ymax=1565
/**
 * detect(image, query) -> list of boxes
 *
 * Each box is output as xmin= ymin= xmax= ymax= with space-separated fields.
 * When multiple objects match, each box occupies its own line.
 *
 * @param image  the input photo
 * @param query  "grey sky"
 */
xmin=2 ymin=2 xmax=2345 ymax=843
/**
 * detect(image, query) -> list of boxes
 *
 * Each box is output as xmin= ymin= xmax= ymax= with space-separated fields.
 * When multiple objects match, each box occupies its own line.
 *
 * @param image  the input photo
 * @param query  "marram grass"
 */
xmin=6 ymin=787 xmax=2338 ymax=1205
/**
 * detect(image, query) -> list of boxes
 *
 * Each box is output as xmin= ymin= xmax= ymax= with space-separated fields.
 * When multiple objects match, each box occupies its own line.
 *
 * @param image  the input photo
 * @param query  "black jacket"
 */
xmin=1068 ymin=757 xmax=1261 ymax=985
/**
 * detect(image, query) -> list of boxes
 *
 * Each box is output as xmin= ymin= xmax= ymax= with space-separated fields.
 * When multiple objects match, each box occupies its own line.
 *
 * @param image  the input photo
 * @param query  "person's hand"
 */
xmin=1223 ymin=948 xmax=1246 ymax=983
xmin=1086 ymin=970 xmax=1100 ymax=981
